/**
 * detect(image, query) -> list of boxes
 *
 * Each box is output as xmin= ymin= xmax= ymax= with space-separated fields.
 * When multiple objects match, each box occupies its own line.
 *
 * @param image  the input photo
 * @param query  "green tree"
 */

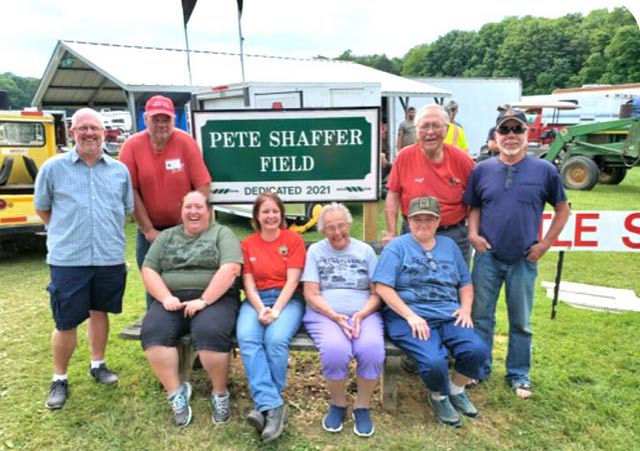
xmin=401 ymin=44 xmax=430 ymax=76
xmin=602 ymin=25 xmax=640 ymax=84
xmin=329 ymin=7 xmax=638 ymax=94
xmin=421 ymin=30 xmax=477 ymax=76
xmin=335 ymin=50 xmax=401 ymax=75
xmin=464 ymin=20 xmax=512 ymax=77
xmin=0 ymin=73 xmax=39 ymax=109
xmin=494 ymin=16 xmax=589 ymax=94
xmin=575 ymin=7 xmax=637 ymax=85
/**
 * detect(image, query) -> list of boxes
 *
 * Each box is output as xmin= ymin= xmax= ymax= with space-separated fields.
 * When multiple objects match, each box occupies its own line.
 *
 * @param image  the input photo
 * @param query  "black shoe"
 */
xmin=466 ymin=378 xmax=485 ymax=389
xmin=247 ymin=409 xmax=265 ymax=433
xmin=45 ymin=380 xmax=68 ymax=410
xmin=89 ymin=363 xmax=118 ymax=385
xmin=449 ymin=391 xmax=479 ymax=418
xmin=428 ymin=395 xmax=461 ymax=428
xmin=261 ymin=404 xmax=289 ymax=443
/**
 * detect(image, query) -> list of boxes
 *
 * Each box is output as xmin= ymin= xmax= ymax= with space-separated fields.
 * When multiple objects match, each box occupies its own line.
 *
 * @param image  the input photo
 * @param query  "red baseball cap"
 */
xmin=145 ymin=95 xmax=175 ymax=117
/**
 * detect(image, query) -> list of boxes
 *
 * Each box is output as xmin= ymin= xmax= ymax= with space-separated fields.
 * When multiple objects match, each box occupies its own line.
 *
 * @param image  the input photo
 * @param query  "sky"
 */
xmin=2 ymin=0 xmax=639 ymax=79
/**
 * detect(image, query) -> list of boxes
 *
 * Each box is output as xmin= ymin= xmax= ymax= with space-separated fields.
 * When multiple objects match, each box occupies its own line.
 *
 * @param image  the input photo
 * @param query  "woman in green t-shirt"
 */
xmin=140 ymin=191 xmax=243 ymax=428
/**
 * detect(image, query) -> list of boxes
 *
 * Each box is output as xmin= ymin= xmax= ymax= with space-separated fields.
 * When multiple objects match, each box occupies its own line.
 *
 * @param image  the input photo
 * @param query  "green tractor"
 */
xmin=544 ymin=117 xmax=640 ymax=190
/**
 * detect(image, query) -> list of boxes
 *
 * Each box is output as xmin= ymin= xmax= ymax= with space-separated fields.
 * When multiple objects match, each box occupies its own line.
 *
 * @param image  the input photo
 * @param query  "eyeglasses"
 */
xmin=324 ymin=222 xmax=349 ymax=234
xmin=425 ymin=251 xmax=438 ymax=272
xmin=496 ymin=125 xmax=526 ymax=135
xmin=418 ymin=123 xmax=446 ymax=132
xmin=75 ymin=125 xmax=103 ymax=133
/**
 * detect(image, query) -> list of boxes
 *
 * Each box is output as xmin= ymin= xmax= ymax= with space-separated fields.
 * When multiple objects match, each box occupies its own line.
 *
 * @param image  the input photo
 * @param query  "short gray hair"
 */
xmin=70 ymin=108 xmax=103 ymax=130
xmin=414 ymin=103 xmax=449 ymax=127
xmin=317 ymin=202 xmax=353 ymax=233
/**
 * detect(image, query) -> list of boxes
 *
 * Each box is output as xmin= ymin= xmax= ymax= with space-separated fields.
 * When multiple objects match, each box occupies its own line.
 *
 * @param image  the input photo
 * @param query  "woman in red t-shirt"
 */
xmin=236 ymin=193 xmax=306 ymax=443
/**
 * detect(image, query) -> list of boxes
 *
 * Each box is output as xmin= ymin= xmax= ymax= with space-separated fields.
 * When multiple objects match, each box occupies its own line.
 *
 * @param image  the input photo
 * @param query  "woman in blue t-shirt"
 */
xmin=373 ymin=196 xmax=489 ymax=429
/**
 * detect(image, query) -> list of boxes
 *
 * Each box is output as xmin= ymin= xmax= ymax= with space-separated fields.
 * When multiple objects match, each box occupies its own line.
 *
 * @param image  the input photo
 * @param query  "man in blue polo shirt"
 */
xmin=463 ymin=108 xmax=570 ymax=399
xmin=35 ymin=108 xmax=134 ymax=410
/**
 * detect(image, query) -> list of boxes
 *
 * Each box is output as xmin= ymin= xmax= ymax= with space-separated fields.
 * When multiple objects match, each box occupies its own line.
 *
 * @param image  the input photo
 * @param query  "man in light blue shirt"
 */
xmin=34 ymin=108 xmax=134 ymax=410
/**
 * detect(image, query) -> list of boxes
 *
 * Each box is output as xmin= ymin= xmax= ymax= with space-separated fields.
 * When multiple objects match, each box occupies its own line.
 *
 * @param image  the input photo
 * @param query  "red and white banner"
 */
xmin=541 ymin=211 xmax=640 ymax=252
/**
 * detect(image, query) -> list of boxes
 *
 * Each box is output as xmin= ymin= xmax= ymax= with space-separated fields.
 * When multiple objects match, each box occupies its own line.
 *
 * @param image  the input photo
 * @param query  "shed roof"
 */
xmin=33 ymin=40 xmax=450 ymax=109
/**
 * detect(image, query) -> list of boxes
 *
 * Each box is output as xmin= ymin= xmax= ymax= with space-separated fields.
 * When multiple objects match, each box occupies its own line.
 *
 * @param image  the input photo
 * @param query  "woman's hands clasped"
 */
xmin=161 ymin=296 xmax=211 ymax=318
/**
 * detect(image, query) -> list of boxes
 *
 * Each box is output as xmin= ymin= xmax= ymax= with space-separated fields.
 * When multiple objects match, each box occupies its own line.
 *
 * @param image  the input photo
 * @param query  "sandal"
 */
xmin=512 ymin=382 xmax=532 ymax=399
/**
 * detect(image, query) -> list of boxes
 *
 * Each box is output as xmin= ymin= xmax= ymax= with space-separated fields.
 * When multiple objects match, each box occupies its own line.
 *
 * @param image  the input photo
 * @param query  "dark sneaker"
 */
xmin=45 ymin=380 xmax=68 ymax=410
xmin=429 ymin=395 xmax=461 ymax=428
xmin=449 ymin=391 xmax=479 ymax=418
xmin=212 ymin=391 xmax=231 ymax=424
xmin=322 ymin=404 xmax=346 ymax=433
xmin=89 ymin=364 xmax=118 ymax=385
xmin=401 ymin=354 xmax=419 ymax=375
xmin=352 ymin=408 xmax=374 ymax=437
xmin=261 ymin=404 xmax=289 ymax=443
xmin=247 ymin=409 xmax=265 ymax=433
xmin=168 ymin=382 xmax=192 ymax=427
xmin=466 ymin=378 xmax=485 ymax=389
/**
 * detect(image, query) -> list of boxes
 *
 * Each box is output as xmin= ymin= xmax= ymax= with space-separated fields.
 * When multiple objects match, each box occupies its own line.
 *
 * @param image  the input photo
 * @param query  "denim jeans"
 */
xmin=236 ymin=289 xmax=304 ymax=412
xmin=471 ymin=250 xmax=537 ymax=385
xmin=385 ymin=312 xmax=489 ymax=394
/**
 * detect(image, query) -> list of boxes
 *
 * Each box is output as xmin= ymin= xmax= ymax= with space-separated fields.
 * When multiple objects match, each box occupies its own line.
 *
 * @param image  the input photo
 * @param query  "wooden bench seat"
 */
xmin=120 ymin=319 xmax=404 ymax=411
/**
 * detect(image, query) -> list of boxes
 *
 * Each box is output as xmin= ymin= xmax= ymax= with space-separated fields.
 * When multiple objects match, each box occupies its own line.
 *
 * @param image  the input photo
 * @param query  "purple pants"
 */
xmin=303 ymin=309 xmax=385 ymax=380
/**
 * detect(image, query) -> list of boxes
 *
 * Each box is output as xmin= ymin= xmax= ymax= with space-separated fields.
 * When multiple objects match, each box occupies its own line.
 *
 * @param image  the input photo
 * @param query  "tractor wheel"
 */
xmin=560 ymin=156 xmax=599 ymax=190
xmin=598 ymin=167 xmax=627 ymax=185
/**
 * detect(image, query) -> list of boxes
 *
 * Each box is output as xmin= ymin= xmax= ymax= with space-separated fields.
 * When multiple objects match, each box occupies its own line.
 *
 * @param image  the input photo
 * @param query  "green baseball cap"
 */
xmin=408 ymin=196 xmax=440 ymax=218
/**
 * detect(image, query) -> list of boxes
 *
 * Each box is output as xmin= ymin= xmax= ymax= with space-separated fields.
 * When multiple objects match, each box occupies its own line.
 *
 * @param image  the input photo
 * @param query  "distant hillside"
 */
xmin=0 ymin=73 xmax=40 ymax=109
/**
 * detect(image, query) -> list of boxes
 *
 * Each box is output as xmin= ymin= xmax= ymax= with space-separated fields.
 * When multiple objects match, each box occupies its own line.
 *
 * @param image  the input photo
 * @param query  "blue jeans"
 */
xmin=471 ymin=250 xmax=537 ymax=385
xmin=236 ymin=289 xmax=304 ymax=412
xmin=385 ymin=312 xmax=488 ymax=394
xmin=136 ymin=228 xmax=174 ymax=310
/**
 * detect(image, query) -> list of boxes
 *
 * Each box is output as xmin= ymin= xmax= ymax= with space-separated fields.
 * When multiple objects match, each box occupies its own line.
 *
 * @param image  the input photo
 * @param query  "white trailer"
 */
xmin=195 ymin=81 xmax=381 ymax=110
xmin=523 ymin=83 xmax=640 ymax=124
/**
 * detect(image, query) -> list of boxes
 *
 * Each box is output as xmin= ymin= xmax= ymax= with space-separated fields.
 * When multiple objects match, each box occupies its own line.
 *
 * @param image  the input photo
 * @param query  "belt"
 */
xmin=437 ymin=218 xmax=467 ymax=231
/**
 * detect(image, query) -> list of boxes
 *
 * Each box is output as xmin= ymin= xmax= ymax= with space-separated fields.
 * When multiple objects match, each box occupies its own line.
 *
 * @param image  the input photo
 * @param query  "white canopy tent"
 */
xmin=33 ymin=40 xmax=451 ymax=149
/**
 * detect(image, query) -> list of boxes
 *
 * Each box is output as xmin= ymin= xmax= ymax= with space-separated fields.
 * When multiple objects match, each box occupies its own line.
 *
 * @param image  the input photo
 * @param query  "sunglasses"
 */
xmin=496 ymin=125 xmax=526 ymax=135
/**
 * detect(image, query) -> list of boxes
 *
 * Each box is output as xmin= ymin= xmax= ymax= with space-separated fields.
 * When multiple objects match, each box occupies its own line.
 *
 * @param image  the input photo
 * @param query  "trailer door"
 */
xmin=254 ymin=91 xmax=302 ymax=109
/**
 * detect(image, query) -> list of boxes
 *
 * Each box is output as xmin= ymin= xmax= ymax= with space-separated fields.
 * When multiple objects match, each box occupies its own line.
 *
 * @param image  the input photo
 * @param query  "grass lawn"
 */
xmin=1 ymin=171 xmax=639 ymax=450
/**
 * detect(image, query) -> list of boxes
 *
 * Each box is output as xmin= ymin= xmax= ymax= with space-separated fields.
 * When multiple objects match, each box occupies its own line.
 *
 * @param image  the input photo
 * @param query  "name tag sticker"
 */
xmin=165 ymin=158 xmax=183 ymax=171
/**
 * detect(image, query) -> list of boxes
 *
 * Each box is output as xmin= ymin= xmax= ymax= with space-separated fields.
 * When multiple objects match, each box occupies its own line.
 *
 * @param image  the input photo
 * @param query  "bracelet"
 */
xmin=199 ymin=297 xmax=211 ymax=306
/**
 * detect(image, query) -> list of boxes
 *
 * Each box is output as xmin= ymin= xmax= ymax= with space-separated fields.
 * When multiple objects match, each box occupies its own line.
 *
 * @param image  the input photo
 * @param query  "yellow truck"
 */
xmin=0 ymin=109 xmax=67 ymax=251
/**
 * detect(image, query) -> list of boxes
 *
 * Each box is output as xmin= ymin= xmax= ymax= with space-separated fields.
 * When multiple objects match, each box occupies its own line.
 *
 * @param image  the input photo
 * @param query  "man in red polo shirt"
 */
xmin=383 ymin=103 xmax=474 ymax=265
xmin=120 ymin=95 xmax=212 ymax=309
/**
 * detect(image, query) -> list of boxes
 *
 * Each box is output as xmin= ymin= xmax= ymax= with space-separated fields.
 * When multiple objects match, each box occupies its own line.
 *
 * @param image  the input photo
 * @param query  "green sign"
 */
xmin=193 ymin=109 xmax=379 ymax=203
